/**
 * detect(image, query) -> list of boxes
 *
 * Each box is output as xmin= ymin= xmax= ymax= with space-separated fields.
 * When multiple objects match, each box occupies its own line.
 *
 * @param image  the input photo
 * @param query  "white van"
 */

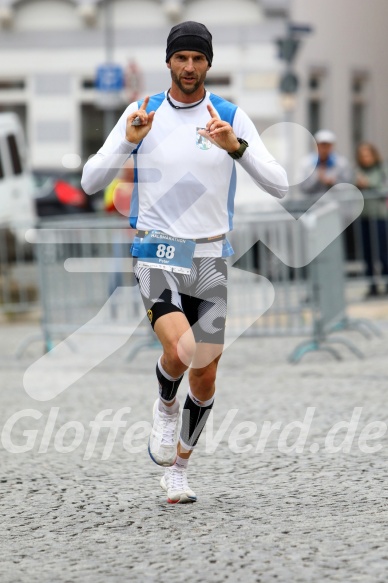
xmin=0 ymin=112 xmax=35 ymax=228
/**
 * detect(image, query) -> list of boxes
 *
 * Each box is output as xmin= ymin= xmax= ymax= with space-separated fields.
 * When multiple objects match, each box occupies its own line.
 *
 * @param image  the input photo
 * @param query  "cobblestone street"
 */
xmin=1 ymin=319 xmax=388 ymax=582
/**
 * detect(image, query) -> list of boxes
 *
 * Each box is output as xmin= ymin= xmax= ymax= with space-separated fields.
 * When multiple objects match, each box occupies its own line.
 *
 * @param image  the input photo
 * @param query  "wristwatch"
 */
xmin=228 ymin=138 xmax=249 ymax=160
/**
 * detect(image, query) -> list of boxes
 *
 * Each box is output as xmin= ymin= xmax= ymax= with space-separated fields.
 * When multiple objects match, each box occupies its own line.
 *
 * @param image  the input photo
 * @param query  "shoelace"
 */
xmin=167 ymin=468 xmax=188 ymax=490
xmin=158 ymin=410 xmax=179 ymax=445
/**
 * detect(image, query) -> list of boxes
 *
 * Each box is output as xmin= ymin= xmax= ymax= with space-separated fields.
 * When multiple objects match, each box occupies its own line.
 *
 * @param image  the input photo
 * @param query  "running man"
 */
xmin=82 ymin=21 xmax=288 ymax=503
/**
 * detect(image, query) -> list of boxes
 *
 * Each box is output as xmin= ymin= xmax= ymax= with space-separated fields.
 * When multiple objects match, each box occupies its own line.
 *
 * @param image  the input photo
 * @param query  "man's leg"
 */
xmin=148 ymin=311 xmax=196 ymax=467
xmin=160 ymin=257 xmax=228 ymax=502
xmin=179 ymin=345 xmax=223 ymax=458
xmin=135 ymin=258 xmax=227 ymax=501
xmin=154 ymin=311 xmax=195 ymax=379
xmin=177 ymin=258 xmax=227 ymax=456
xmin=133 ymin=260 xmax=196 ymax=466
xmin=160 ymin=344 xmax=223 ymax=504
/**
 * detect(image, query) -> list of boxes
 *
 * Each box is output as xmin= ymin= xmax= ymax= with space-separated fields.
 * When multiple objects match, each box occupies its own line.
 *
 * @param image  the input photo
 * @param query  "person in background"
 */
xmin=104 ymin=159 xmax=134 ymax=216
xmin=300 ymin=130 xmax=353 ymax=196
xmin=355 ymin=142 xmax=388 ymax=297
xmin=104 ymin=160 xmax=135 ymax=303
xmin=355 ymin=142 xmax=385 ymax=191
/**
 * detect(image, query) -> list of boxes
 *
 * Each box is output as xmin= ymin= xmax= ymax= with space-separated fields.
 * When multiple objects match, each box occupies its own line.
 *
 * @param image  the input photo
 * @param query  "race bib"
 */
xmin=137 ymin=230 xmax=195 ymax=274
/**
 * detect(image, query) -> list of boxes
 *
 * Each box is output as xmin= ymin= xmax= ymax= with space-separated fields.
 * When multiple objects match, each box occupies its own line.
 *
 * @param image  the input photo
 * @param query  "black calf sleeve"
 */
xmin=180 ymin=393 xmax=214 ymax=449
xmin=156 ymin=362 xmax=183 ymax=402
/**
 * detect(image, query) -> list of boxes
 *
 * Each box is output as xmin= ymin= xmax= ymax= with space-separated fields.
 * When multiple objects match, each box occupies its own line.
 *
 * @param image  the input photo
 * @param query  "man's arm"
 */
xmin=199 ymin=105 xmax=288 ymax=199
xmin=299 ymin=158 xmax=325 ymax=195
xmin=336 ymin=156 xmax=354 ymax=185
xmin=81 ymin=103 xmax=137 ymax=195
xmin=231 ymin=108 xmax=289 ymax=199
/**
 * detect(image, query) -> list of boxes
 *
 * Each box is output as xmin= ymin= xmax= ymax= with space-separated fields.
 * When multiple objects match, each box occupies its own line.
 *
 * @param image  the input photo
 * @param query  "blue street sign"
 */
xmin=96 ymin=64 xmax=124 ymax=92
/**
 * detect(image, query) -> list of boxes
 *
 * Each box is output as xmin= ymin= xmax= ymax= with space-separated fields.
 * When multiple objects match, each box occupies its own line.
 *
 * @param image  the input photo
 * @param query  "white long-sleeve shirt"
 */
xmin=82 ymin=90 xmax=288 ymax=257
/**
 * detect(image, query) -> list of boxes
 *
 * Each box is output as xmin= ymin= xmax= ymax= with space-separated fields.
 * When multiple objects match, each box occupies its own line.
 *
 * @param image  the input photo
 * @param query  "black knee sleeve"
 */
xmin=180 ymin=394 xmax=214 ymax=449
xmin=156 ymin=363 xmax=183 ymax=402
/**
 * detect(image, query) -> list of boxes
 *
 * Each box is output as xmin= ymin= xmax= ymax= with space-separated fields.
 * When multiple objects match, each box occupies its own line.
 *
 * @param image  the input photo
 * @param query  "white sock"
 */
xmin=173 ymin=455 xmax=189 ymax=470
xmin=158 ymin=397 xmax=179 ymax=415
xmin=188 ymin=387 xmax=214 ymax=408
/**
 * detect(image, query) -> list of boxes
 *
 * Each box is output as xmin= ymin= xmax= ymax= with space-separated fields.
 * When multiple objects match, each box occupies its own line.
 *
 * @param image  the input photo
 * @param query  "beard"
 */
xmin=170 ymin=68 xmax=207 ymax=95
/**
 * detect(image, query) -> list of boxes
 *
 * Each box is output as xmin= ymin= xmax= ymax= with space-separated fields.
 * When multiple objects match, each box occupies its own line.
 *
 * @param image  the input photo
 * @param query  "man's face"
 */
xmin=317 ymin=142 xmax=334 ymax=161
xmin=167 ymin=51 xmax=210 ymax=95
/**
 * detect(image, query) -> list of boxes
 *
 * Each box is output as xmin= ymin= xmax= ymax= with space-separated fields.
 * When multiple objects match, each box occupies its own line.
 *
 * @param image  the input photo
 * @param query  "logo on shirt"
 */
xmin=147 ymin=309 xmax=153 ymax=323
xmin=196 ymin=127 xmax=212 ymax=151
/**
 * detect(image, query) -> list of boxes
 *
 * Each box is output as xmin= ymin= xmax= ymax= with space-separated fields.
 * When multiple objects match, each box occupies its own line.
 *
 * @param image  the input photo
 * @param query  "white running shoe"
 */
xmin=160 ymin=467 xmax=197 ymax=504
xmin=148 ymin=399 xmax=179 ymax=467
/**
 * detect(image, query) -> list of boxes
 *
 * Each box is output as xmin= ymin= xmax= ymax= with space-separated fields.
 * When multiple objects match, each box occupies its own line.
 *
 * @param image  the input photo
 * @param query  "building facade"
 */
xmin=1 ymin=0 xmax=386 ymax=181
xmin=291 ymin=0 xmax=388 ymax=164
xmin=0 ymin=0 xmax=289 ymax=172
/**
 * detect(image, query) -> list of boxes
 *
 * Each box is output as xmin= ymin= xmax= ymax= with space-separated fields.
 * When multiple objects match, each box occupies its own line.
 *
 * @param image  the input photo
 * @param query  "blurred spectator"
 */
xmin=355 ymin=142 xmax=388 ymax=297
xmin=355 ymin=142 xmax=385 ymax=191
xmin=104 ymin=160 xmax=134 ymax=216
xmin=300 ymin=130 xmax=353 ymax=196
xmin=104 ymin=160 xmax=135 ymax=306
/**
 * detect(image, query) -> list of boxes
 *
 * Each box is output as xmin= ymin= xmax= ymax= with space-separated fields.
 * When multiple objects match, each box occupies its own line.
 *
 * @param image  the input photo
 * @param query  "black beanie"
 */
xmin=166 ymin=21 xmax=213 ymax=66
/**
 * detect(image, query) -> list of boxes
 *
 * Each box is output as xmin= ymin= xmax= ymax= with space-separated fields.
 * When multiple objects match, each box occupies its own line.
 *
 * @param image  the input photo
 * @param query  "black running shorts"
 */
xmin=133 ymin=257 xmax=227 ymax=344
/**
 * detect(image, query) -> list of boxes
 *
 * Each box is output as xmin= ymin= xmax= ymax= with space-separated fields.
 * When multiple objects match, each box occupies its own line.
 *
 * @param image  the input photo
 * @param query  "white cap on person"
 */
xmin=314 ymin=129 xmax=336 ymax=144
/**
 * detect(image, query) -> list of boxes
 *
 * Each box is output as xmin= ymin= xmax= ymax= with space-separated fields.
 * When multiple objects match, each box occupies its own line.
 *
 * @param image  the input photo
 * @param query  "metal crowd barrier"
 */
xmin=24 ymin=216 xmax=148 ymax=356
xmin=23 ymin=203 xmax=377 ymax=363
xmin=231 ymin=201 xmax=378 ymax=362
xmin=288 ymin=189 xmax=388 ymax=300
xmin=0 ymin=223 xmax=39 ymax=318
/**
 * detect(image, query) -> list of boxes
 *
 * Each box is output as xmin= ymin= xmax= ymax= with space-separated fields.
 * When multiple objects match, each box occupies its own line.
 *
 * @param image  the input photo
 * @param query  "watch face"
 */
xmin=196 ymin=127 xmax=212 ymax=151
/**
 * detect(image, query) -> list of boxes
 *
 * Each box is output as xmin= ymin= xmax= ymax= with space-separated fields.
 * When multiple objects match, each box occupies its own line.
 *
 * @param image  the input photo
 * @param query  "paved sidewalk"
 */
xmin=0 ymin=318 xmax=388 ymax=583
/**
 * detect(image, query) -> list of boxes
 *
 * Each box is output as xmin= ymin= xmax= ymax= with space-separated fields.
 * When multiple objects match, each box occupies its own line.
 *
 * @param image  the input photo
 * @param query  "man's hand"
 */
xmin=198 ymin=104 xmax=240 ymax=153
xmin=356 ymin=173 xmax=369 ymax=189
xmin=126 ymin=96 xmax=156 ymax=144
xmin=318 ymin=167 xmax=335 ymax=187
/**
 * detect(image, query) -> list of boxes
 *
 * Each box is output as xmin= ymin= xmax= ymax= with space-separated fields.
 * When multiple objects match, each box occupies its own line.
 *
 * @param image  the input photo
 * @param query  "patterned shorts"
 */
xmin=133 ymin=257 xmax=228 ymax=344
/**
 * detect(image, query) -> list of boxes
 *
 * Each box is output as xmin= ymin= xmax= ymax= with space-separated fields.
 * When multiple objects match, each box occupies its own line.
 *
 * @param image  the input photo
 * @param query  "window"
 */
xmin=352 ymin=103 xmax=366 ymax=146
xmin=351 ymin=72 xmax=369 ymax=146
xmin=7 ymin=134 xmax=23 ymax=175
xmin=81 ymin=103 xmax=123 ymax=162
xmin=307 ymin=70 xmax=327 ymax=136
xmin=308 ymin=101 xmax=321 ymax=137
xmin=82 ymin=79 xmax=95 ymax=89
xmin=205 ymin=75 xmax=231 ymax=87
xmin=0 ymin=80 xmax=25 ymax=90
xmin=0 ymin=148 xmax=3 ymax=179
xmin=0 ymin=105 xmax=27 ymax=139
